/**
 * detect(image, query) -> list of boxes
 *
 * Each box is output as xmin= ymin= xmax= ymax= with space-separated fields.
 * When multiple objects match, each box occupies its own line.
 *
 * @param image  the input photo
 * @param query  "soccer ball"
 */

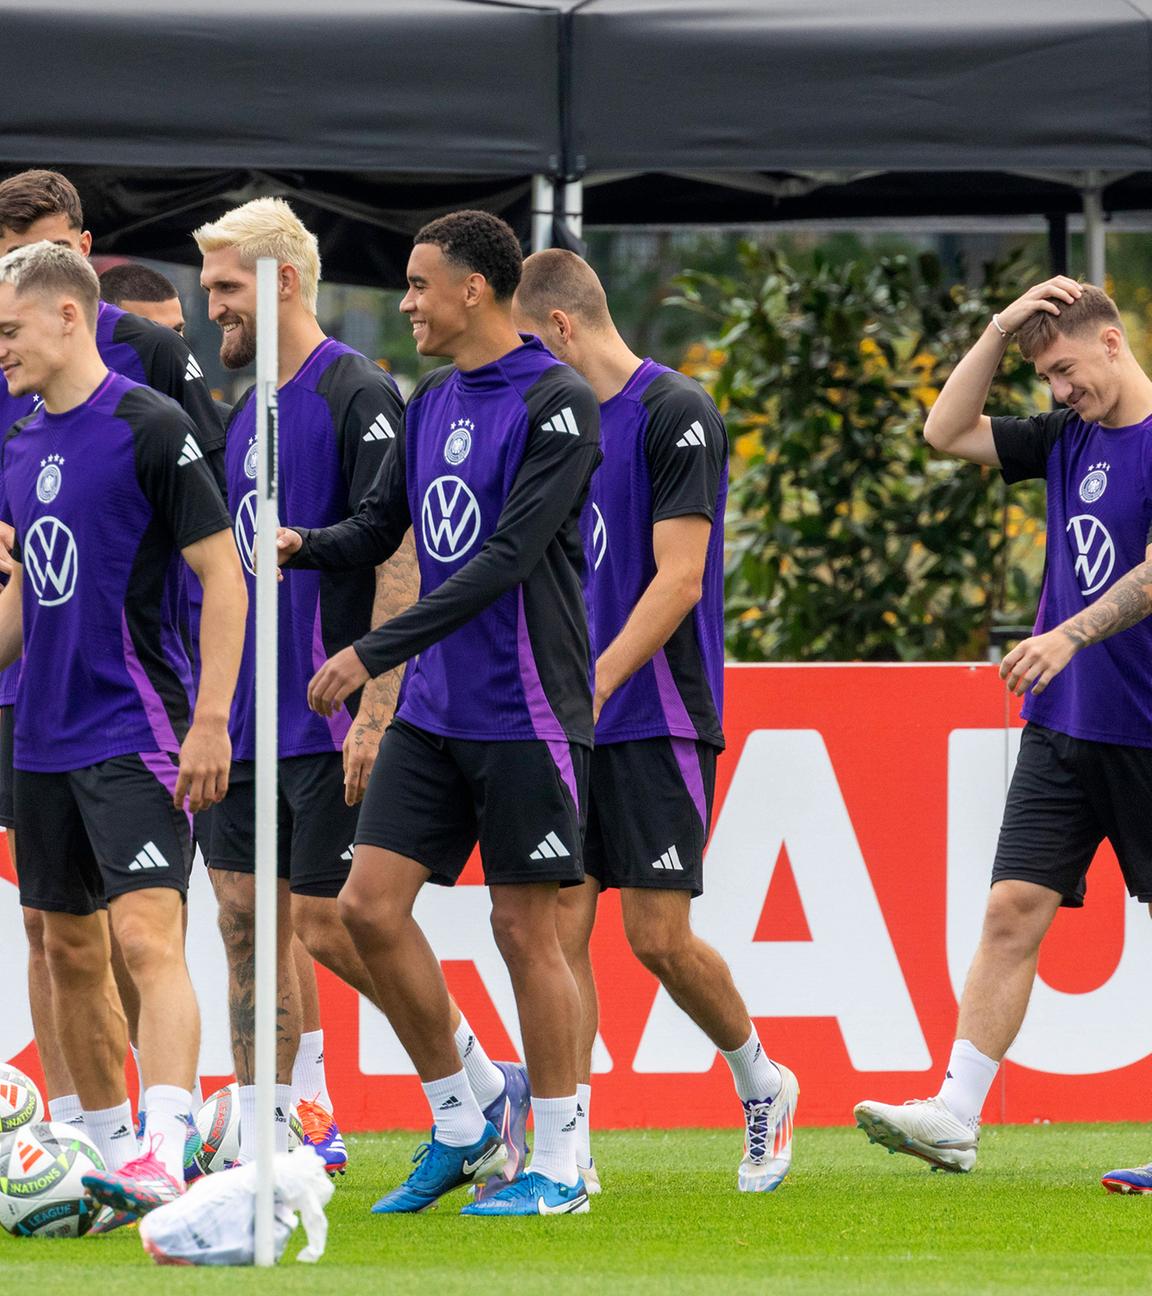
xmin=0 ymin=1122 xmax=104 ymax=1237
xmin=193 ymin=1084 xmax=303 ymax=1174
xmin=0 ymin=1063 xmax=45 ymax=1135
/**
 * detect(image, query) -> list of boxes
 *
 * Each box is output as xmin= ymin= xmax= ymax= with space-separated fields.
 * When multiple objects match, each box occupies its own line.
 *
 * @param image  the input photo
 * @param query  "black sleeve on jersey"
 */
xmin=642 ymin=372 xmax=727 ymax=523
xmin=990 ymin=408 xmax=1074 ymax=484
xmin=289 ymin=421 xmax=412 ymax=571
xmin=352 ymin=366 xmax=601 ymax=679
xmin=320 ymin=353 xmax=407 ymax=511
xmin=2 ymin=418 xmax=33 ymax=559
xmin=116 ymin=311 xmax=227 ymax=453
xmin=124 ymin=391 xmax=233 ymax=550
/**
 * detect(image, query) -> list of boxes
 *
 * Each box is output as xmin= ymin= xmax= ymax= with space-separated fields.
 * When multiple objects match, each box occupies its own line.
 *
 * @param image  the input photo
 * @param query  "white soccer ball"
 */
xmin=193 ymin=1084 xmax=302 ymax=1175
xmin=0 ymin=1122 xmax=104 ymax=1237
xmin=0 ymin=1063 xmax=45 ymax=1135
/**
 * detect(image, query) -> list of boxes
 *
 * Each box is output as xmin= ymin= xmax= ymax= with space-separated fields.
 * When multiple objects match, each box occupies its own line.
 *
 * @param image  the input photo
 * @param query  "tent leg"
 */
xmin=1082 ymin=173 xmax=1105 ymax=285
xmin=531 ymin=175 xmax=554 ymax=252
xmin=563 ymin=179 xmax=584 ymax=240
xmin=1046 ymin=213 xmax=1068 ymax=278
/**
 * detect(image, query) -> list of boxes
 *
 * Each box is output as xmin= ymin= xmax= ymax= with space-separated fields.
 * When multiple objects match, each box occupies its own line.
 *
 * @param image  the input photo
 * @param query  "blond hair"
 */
xmin=194 ymin=197 xmax=321 ymax=313
xmin=517 ymin=249 xmax=611 ymax=330
xmin=0 ymin=240 xmax=99 ymax=328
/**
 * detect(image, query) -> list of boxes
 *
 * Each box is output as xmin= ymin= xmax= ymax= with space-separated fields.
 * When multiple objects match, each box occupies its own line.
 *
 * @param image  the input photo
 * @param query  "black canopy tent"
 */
xmin=3 ymin=0 xmax=1151 ymax=283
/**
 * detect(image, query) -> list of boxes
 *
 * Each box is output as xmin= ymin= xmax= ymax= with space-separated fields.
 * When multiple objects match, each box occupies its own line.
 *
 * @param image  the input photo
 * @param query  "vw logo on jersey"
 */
xmin=24 ymin=516 xmax=78 ymax=606
xmin=244 ymin=440 xmax=259 ymax=480
xmin=421 ymin=475 xmax=481 ymax=563
xmin=444 ymin=418 xmax=473 ymax=466
xmin=1078 ymin=461 xmax=1109 ymax=505
xmin=591 ymin=503 xmax=608 ymax=571
xmin=234 ymin=490 xmax=258 ymax=576
xmin=35 ymin=454 xmax=63 ymax=504
xmin=1067 ymin=514 xmax=1115 ymax=596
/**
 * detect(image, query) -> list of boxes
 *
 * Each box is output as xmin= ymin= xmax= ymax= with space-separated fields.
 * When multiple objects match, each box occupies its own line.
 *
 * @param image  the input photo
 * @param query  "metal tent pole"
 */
xmin=253 ymin=256 xmax=280 ymax=1268
xmin=531 ymin=175 xmax=555 ymax=252
xmin=1083 ymin=172 xmax=1106 ymax=285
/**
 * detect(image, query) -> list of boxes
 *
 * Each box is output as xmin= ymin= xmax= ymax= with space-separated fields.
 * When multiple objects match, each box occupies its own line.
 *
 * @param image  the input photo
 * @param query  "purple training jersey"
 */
xmin=584 ymin=359 xmax=727 ymax=748
xmin=993 ymin=407 xmax=1152 ymax=747
xmin=0 ymin=372 xmax=231 ymax=772
xmin=225 ymin=337 xmax=403 ymax=761
xmin=289 ymin=335 xmax=601 ymax=754
xmin=0 ymin=378 xmax=36 ymax=708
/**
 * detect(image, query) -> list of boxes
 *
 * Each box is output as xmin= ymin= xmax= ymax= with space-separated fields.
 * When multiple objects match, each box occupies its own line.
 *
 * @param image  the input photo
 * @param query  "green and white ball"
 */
xmin=0 ymin=1063 xmax=44 ymax=1135
xmin=193 ymin=1083 xmax=303 ymax=1175
xmin=0 ymin=1122 xmax=104 ymax=1238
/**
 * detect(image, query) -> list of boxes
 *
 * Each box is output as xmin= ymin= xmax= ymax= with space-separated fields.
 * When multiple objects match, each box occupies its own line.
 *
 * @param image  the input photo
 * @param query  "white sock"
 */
xmin=527 ymin=1094 xmax=578 ymax=1187
xmin=292 ymin=1030 xmax=333 ymax=1112
xmin=937 ymin=1039 xmax=999 ymax=1126
xmin=142 ymin=1085 xmax=192 ymax=1182
xmin=721 ymin=1028 xmax=782 ymax=1102
xmin=129 ymin=1044 xmax=145 ymax=1105
xmin=420 ymin=1069 xmax=486 ymax=1147
xmin=84 ymin=1100 xmax=139 ymax=1171
xmin=575 ymin=1083 xmax=592 ymax=1169
xmin=237 ymin=1083 xmax=292 ymax=1164
xmin=48 ymin=1094 xmax=85 ymax=1128
xmin=453 ymin=1014 xmax=505 ymax=1110
xmin=191 ymin=1074 xmax=204 ymax=1107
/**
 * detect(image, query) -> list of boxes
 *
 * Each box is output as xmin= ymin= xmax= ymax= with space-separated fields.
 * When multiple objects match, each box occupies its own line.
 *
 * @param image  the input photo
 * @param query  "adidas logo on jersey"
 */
xmin=651 ymin=844 xmax=684 ymax=872
xmin=341 ymin=845 xmax=354 ymax=862
xmin=530 ymin=831 xmax=570 ymax=860
xmin=364 ymin=412 xmax=396 ymax=442
xmin=541 ymin=407 xmax=580 ymax=437
xmin=177 ymin=434 xmax=204 ymax=466
xmin=184 ymin=354 xmax=204 ymax=382
xmin=128 ymin=841 xmax=171 ymax=872
xmin=677 ymin=421 xmax=706 ymax=448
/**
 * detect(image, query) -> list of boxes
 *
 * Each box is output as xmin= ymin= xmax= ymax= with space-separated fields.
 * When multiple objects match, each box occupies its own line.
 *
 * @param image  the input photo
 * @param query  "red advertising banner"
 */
xmin=1 ymin=664 xmax=1146 ymax=1129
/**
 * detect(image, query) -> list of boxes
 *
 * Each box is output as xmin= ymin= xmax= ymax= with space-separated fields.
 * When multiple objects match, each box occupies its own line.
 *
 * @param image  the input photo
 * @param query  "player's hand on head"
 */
xmin=308 ymin=646 xmax=370 ymax=718
xmin=996 ymin=277 xmax=1084 ymax=335
xmin=999 ymin=629 xmax=1079 ymax=697
xmin=175 ymin=717 xmax=232 ymax=812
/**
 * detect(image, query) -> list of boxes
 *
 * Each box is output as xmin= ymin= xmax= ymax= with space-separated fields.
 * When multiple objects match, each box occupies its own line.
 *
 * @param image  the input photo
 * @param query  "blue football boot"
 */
xmin=473 ymin=1061 xmax=531 ymax=1202
xmin=461 ymin=1169 xmax=589 ymax=1216
xmin=371 ymin=1122 xmax=506 ymax=1214
xmin=1102 ymin=1163 xmax=1152 ymax=1194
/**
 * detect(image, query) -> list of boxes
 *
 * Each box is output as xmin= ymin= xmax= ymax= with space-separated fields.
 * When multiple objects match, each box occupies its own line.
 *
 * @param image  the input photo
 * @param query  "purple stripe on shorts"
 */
xmin=312 ymin=595 xmax=351 ymax=748
xmin=516 ymin=588 xmax=579 ymax=813
xmin=121 ymin=611 xmax=179 ymax=752
xmin=652 ymin=649 xmax=706 ymax=825
xmin=669 ymin=736 xmax=708 ymax=831
xmin=139 ymin=749 xmax=191 ymax=830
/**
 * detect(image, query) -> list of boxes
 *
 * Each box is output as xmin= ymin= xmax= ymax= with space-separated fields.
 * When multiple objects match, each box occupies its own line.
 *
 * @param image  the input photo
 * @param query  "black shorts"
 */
xmin=356 ymin=719 xmax=587 ymax=888
xmin=14 ymin=752 xmax=193 ymax=916
xmin=992 ymin=722 xmax=1152 ymax=906
xmin=584 ymin=737 xmax=718 ymax=898
xmin=209 ymin=753 xmax=359 ymax=898
xmin=0 ymin=704 xmax=13 ymax=830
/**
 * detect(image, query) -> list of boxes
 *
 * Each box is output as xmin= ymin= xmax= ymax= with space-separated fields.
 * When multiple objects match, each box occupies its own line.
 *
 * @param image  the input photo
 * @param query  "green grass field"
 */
xmin=4 ymin=1126 xmax=1152 ymax=1294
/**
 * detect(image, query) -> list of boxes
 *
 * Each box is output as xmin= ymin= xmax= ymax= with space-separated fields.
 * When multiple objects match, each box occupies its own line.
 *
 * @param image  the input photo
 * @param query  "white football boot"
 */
xmin=854 ymin=1096 xmax=978 ymax=1172
xmin=579 ymin=1159 xmax=601 ymax=1196
xmin=738 ymin=1063 xmax=799 ymax=1192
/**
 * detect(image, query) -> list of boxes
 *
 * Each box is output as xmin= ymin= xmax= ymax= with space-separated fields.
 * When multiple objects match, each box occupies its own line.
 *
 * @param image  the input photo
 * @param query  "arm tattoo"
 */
xmin=1060 ymin=559 xmax=1152 ymax=649
xmin=355 ymin=530 xmax=420 ymax=732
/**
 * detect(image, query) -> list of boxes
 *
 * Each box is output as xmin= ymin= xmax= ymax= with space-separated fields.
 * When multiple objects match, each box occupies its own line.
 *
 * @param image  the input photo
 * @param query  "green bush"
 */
xmin=672 ymin=244 xmax=1046 ymax=661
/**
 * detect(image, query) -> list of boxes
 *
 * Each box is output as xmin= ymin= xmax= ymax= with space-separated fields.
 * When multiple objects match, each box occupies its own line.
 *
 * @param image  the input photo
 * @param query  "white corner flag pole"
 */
xmin=253 ymin=257 xmax=279 ymax=1267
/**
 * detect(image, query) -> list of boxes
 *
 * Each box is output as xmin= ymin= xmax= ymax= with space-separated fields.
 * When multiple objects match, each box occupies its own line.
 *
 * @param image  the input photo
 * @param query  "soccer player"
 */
xmin=513 ymin=250 xmax=799 ymax=1194
xmin=854 ymin=278 xmax=1152 ymax=1175
xmin=0 ymin=241 xmax=245 ymax=1217
xmin=277 ymin=210 xmax=600 ymax=1217
xmin=99 ymin=263 xmax=186 ymax=334
xmin=0 ymin=169 xmax=224 ymax=1140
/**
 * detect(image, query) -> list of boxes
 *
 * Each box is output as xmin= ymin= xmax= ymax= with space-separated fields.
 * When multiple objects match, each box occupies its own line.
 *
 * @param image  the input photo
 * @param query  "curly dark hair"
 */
xmin=415 ymin=210 xmax=522 ymax=302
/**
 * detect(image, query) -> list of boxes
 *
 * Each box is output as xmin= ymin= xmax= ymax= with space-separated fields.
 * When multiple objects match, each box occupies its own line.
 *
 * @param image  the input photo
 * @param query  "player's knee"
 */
xmin=42 ymin=922 xmax=103 ymax=985
xmin=982 ymin=885 xmax=1052 ymax=953
xmin=337 ymin=883 xmax=396 ymax=947
xmin=21 ymin=906 xmax=47 ymax=958
xmin=489 ymin=907 xmax=538 ymax=965
xmin=293 ymin=897 xmax=338 ymax=957
xmin=113 ymin=913 xmax=178 ymax=979
xmin=216 ymin=893 xmax=257 ymax=954
xmin=626 ymin=925 xmax=681 ymax=978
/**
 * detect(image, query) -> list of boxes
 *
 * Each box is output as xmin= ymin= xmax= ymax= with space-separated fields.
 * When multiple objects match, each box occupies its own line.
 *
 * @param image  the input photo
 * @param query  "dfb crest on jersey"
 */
xmin=24 ymin=516 xmax=78 ymax=606
xmin=244 ymin=440 xmax=259 ymax=480
xmin=444 ymin=418 xmax=473 ymax=466
xmin=1067 ymin=513 xmax=1115 ymax=596
xmin=1078 ymin=461 xmax=1109 ymax=505
xmin=35 ymin=454 xmax=63 ymax=504
xmin=421 ymin=475 xmax=481 ymax=563
xmin=591 ymin=503 xmax=608 ymax=571
xmin=234 ymin=490 xmax=258 ymax=576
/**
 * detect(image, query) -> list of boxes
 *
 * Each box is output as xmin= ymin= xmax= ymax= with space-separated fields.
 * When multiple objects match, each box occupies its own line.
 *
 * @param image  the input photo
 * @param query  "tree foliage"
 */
xmin=671 ymin=244 xmax=1047 ymax=661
